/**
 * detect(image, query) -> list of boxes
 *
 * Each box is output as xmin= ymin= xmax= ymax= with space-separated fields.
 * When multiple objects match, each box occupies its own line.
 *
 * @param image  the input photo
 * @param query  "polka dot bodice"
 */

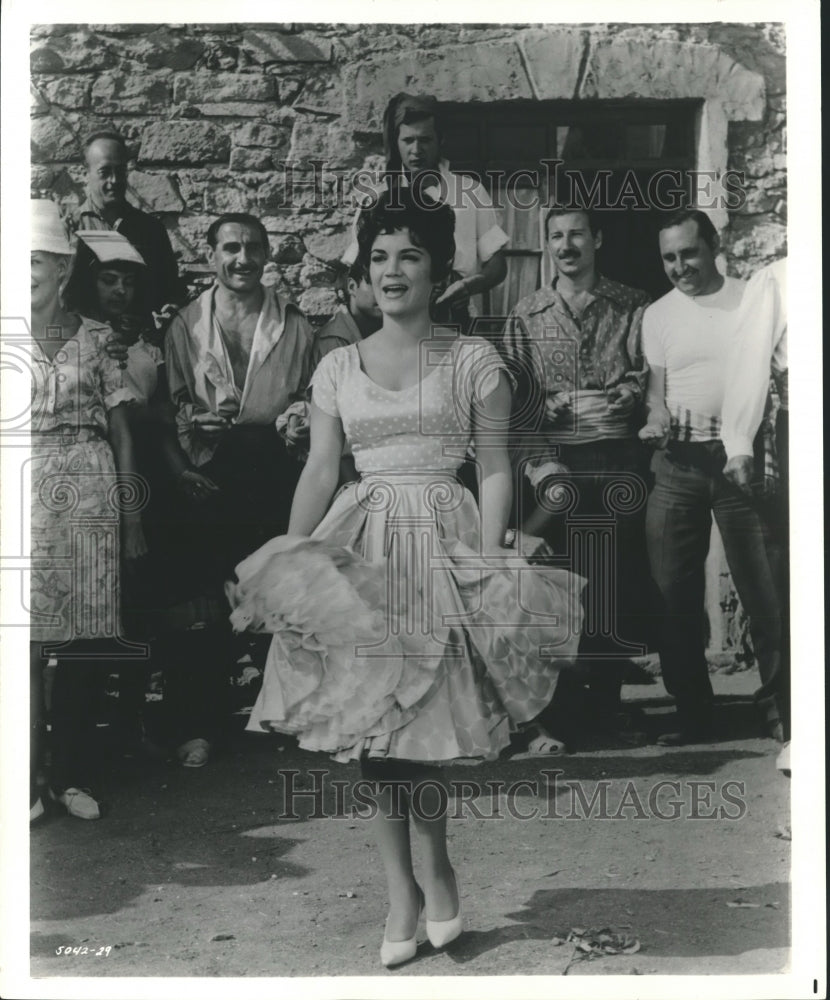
xmin=310 ymin=336 xmax=507 ymax=474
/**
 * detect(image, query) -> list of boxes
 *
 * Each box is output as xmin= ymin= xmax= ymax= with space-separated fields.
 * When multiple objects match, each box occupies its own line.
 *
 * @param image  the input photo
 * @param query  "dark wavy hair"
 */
xmin=658 ymin=208 xmax=719 ymax=250
xmin=355 ymin=182 xmax=456 ymax=283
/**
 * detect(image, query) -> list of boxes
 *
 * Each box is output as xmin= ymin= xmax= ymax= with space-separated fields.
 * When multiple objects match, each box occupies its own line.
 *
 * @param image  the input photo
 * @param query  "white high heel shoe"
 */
xmin=380 ymin=886 xmax=424 ymax=968
xmin=426 ymin=870 xmax=463 ymax=948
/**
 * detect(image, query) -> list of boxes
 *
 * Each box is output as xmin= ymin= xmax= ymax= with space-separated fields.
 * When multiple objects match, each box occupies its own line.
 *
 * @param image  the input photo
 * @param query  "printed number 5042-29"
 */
xmin=55 ymin=945 xmax=112 ymax=957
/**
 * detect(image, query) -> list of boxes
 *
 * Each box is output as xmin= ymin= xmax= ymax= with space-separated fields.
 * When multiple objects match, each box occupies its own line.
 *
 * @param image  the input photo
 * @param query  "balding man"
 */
xmin=69 ymin=130 xmax=184 ymax=317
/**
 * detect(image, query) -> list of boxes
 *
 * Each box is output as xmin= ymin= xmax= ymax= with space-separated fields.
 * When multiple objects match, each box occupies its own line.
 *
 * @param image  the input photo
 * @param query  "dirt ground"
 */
xmin=29 ymin=665 xmax=790 ymax=982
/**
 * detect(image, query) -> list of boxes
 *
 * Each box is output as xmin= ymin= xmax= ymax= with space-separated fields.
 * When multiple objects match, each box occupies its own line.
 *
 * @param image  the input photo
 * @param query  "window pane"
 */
xmin=558 ymin=122 xmax=625 ymax=162
xmin=625 ymin=124 xmax=667 ymax=159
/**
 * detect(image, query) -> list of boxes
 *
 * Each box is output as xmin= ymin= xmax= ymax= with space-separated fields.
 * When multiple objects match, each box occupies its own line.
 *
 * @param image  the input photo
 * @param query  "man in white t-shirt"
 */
xmin=640 ymin=209 xmax=782 ymax=746
xmin=722 ymin=258 xmax=789 ymax=746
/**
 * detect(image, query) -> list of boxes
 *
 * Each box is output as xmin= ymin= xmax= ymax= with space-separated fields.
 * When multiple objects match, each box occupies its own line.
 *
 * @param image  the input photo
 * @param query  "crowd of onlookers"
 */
xmin=29 ymin=92 xmax=789 ymax=824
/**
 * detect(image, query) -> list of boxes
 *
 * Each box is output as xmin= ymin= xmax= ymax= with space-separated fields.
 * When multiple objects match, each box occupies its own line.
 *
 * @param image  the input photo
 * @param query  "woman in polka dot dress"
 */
xmin=239 ymin=187 xmax=584 ymax=967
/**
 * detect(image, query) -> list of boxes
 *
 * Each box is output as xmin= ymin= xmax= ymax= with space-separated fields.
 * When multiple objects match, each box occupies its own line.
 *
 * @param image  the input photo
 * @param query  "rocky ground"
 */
xmin=28 ymin=665 xmax=790 ymax=986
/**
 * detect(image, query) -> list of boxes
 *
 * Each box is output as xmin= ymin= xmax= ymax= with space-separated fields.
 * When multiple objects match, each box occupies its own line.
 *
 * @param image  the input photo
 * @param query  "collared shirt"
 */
xmin=68 ymin=198 xmax=184 ymax=311
xmin=503 ymin=275 xmax=650 ymax=445
xmin=721 ymin=259 xmax=788 ymax=459
xmin=165 ymin=283 xmax=315 ymax=467
xmin=312 ymin=305 xmax=364 ymax=368
xmin=343 ymin=159 xmax=509 ymax=279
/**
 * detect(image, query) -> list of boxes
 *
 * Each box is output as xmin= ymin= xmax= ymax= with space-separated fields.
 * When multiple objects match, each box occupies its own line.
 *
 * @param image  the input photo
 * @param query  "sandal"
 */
xmin=177 ymin=738 xmax=210 ymax=768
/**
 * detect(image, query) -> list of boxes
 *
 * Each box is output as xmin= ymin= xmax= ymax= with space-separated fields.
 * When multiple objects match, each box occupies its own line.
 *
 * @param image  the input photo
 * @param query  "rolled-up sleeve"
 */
xmin=472 ymin=182 xmax=510 ymax=264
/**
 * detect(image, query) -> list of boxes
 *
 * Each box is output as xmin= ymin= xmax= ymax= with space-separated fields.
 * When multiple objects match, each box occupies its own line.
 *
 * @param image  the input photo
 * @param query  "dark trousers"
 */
xmin=153 ymin=625 xmax=235 ymax=747
xmin=756 ymin=412 xmax=790 ymax=736
xmin=48 ymin=658 xmax=102 ymax=793
xmin=529 ymin=439 xmax=652 ymax=739
xmin=153 ymin=425 xmax=300 ymax=747
xmin=177 ymin=425 xmax=301 ymax=593
xmin=645 ymin=443 xmax=781 ymax=729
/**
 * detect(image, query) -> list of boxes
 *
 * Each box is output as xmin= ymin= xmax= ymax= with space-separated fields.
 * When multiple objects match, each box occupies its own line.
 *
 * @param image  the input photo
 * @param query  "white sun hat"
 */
xmin=31 ymin=199 xmax=72 ymax=255
xmin=75 ymin=229 xmax=146 ymax=267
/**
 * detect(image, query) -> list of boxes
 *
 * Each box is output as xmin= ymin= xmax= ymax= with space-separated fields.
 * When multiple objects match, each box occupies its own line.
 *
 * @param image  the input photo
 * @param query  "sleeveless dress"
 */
xmin=243 ymin=337 xmax=584 ymax=763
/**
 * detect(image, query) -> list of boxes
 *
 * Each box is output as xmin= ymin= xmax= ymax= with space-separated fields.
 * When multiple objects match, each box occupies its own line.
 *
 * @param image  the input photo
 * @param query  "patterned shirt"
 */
xmin=503 ymin=275 xmax=650 ymax=445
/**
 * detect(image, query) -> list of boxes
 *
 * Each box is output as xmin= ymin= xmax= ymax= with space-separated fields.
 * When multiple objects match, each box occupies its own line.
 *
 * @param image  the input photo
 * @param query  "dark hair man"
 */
xmin=161 ymin=212 xmax=315 ymax=766
xmin=344 ymin=93 xmax=509 ymax=328
xmin=503 ymin=205 xmax=652 ymax=752
xmin=640 ymin=210 xmax=782 ymax=746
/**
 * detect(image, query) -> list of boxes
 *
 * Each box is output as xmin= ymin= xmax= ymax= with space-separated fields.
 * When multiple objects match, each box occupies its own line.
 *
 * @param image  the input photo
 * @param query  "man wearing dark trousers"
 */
xmin=640 ymin=209 xmax=781 ymax=746
xmin=504 ymin=205 xmax=652 ymax=751
xmin=161 ymin=212 xmax=315 ymax=766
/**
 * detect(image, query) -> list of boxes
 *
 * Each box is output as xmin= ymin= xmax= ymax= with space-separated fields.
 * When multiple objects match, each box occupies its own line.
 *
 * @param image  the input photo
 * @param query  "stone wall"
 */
xmin=31 ymin=21 xmax=786 ymax=318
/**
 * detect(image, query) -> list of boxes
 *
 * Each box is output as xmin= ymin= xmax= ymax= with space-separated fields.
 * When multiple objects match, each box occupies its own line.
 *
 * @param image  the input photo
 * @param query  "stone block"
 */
xmin=725 ymin=216 xmax=787 ymax=264
xmin=175 ymin=169 xmax=215 ymax=211
xmin=31 ymin=165 xmax=57 ymax=191
xmin=520 ymin=29 xmax=587 ymax=99
xmin=190 ymin=103 xmax=273 ymax=119
xmin=304 ymin=228 xmax=350 ymax=264
xmin=582 ymin=37 xmax=765 ymax=121
xmin=300 ymin=253 xmax=336 ymax=287
xmin=258 ymin=214 xmax=308 ymax=235
xmin=269 ymin=234 xmax=306 ymax=265
xmin=292 ymin=68 xmax=345 ymax=117
xmin=169 ymin=214 xmax=216 ymax=262
xmin=127 ymin=170 xmax=185 ymax=214
xmin=346 ymin=41 xmax=531 ymax=130
xmin=30 ymin=30 xmax=119 ymax=73
xmin=242 ymin=29 xmax=332 ymax=65
xmin=139 ymin=121 xmax=231 ymax=164
xmin=126 ymin=29 xmax=205 ymax=70
xmin=288 ymin=120 xmax=359 ymax=169
xmin=274 ymin=76 xmax=302 ymax=104
xmin=173 ymin=72 xmax=276 ymax=104
xmin=299 ymin=286 xmax=339 ymax=317
xmin=92 ymin=71 xmax=173 ymax=113
xmin=31 ymin=114 xmax=82 ymax=162
xmin=233 ymin=122 xmax=292 ymax=150
xmin=202 ymin=181 xmax=257 ymax=214
xmin=34 ymin=76 xmax=92 ymax=111
xmin=30 ymin=87 xmax=49 ymax=115
xmin=229 ymin=148 xmax=274 ymax=171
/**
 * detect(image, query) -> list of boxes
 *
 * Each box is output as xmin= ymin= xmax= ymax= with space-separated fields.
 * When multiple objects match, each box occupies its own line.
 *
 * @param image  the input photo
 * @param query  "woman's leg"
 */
xmin=408 ymin=767 xmax=459 ymax=923
xmin=49 ymin=656 xmax=102 ymax=817
xmin=360 ymin=758 xmax=421 ymax=942
xmin=30 ymin=643 xmax=46 ymax=811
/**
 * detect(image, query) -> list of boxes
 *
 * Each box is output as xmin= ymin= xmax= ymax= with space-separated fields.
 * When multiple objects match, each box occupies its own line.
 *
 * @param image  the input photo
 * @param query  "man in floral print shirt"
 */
xmin=503 ymin=205 xmax=652 ymax=751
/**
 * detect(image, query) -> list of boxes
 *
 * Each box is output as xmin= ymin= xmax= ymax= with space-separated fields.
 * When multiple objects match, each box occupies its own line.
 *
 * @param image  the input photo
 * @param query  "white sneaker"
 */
xmin=51 ymin=787 xmax=101 ymax=820
xmin=30 ymin=796 xmax=46 ymax=824
xmin=776 ymin=742 xmax=791 ymax=776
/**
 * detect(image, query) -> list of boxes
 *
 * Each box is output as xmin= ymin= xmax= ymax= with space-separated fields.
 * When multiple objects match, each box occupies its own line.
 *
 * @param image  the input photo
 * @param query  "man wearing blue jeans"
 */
xmin=640 ymin=208 xmax=781 ymax=746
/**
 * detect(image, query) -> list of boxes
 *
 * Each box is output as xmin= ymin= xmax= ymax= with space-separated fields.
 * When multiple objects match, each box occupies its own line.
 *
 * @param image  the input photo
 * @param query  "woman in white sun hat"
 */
xmin=29 ymin=200 xmax=147 ymax=822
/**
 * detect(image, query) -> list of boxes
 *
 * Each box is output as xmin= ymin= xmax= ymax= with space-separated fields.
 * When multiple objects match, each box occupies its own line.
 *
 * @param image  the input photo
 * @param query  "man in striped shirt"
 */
xmin=640 ymin=209 xmax=782 ymax=746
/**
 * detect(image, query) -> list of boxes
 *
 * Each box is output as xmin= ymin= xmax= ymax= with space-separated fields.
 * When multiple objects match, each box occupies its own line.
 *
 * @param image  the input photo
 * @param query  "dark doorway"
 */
xmin=440 ymin=99 xmax=699 ymax=310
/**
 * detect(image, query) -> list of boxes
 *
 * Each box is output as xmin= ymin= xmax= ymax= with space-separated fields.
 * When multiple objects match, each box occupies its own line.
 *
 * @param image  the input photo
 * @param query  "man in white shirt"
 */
xmin=721 ymin=259 xmax=789 ymax=743
xmin=344 ymin=93 xmax=509 ymax=329
xmin=640 ymin=209 xmax=782 ymax=746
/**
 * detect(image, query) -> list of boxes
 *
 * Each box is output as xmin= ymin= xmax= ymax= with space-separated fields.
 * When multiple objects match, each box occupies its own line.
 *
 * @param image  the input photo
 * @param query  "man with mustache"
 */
xmin=503 ymin=205 xmax=652 ymax=752
xmin=639 ymin=208 xmax=781 ymax=746
xmin=161 ymin=213 xmax=314 ymax=766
